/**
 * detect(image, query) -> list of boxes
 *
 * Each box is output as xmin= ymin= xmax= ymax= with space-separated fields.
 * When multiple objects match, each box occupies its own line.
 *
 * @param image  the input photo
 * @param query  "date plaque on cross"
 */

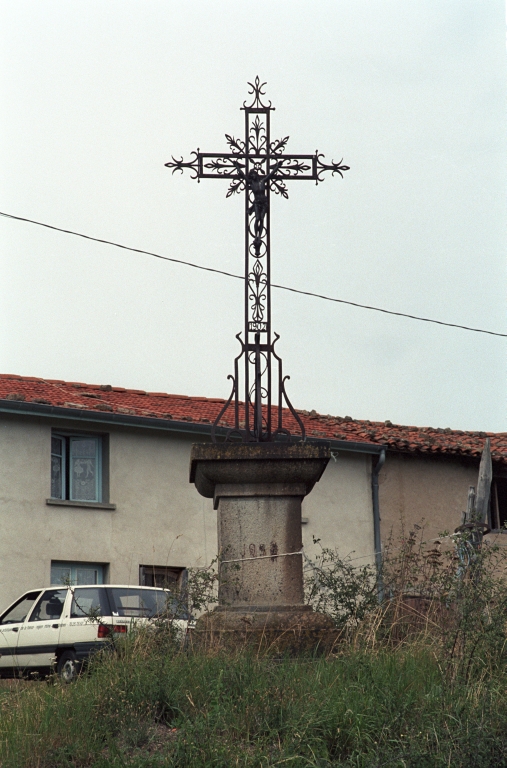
xmin=166 ymin=77 xmax=349 ymax=444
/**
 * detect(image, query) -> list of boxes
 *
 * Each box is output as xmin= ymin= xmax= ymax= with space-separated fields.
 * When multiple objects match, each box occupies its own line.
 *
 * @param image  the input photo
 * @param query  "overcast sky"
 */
xmin=1 ymin=1 xmax=506 ymax=432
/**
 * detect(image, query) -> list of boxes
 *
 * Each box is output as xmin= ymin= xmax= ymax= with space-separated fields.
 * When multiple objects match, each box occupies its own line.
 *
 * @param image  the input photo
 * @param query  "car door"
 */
xmin=0 ymin=591 xmax=42 ymax=673
xmin=16 ymin=589 xmax=67 ymax=671
xmin=59 ymin=587 xmax=111 ymax=657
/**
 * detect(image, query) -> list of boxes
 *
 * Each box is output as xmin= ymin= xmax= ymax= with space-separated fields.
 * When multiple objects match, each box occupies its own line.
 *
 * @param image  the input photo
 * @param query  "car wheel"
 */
xmin=57 ymin=651 xmax=79 ymax=683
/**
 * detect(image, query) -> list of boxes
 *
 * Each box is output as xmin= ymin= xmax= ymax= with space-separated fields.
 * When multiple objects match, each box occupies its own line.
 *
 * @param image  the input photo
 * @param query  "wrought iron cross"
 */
xmin=166 ymin=77 xmax=349 ymax=443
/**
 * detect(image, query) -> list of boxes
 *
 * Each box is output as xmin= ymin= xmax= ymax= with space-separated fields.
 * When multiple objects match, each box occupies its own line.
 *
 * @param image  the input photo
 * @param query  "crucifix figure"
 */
xmin=233 ymin=160 xmax=282 ymax=255
xmin=166 ymin=77 xmax=349 ymax=443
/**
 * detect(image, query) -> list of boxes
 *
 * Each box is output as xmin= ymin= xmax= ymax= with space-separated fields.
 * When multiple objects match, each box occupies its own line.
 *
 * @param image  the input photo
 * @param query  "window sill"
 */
xmin=46 ymin=498 xmax=116 ymax=511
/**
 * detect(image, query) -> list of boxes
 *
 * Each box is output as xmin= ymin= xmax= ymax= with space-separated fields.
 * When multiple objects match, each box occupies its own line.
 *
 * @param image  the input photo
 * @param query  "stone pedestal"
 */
xmin=190 ymin=443 xmax=335 ymax=642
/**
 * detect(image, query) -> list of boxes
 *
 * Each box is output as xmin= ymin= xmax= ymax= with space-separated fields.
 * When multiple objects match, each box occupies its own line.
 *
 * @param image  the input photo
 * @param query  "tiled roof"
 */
xmin=0 ymin=374 xmax=505 ymax=465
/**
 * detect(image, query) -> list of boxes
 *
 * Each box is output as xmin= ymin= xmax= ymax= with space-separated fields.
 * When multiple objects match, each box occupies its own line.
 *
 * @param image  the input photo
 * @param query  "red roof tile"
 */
xmin=0 ymin=374 xmax=504 ymax=465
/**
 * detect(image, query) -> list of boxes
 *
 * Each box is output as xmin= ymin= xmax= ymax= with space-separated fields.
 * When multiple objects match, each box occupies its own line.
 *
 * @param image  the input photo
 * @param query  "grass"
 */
xmin=1 ymin=631 xmax=507 ymax=767
xmin=3 ymin=530 xmax=507 ymax=767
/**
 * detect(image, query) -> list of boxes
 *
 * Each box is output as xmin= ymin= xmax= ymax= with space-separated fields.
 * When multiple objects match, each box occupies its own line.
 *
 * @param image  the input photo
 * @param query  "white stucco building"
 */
xmin=0 ymin=374 xmax=383 ymax=611
xmin=1 ymin=373 xmax=506 ymax=613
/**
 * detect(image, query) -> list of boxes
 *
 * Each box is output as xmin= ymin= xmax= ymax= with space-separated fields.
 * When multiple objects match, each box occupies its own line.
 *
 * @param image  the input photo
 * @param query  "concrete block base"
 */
xmin=192 ymin=605 xmax=338 ymax=654
xmin=196 ymin=604 xmax=334 ymax=632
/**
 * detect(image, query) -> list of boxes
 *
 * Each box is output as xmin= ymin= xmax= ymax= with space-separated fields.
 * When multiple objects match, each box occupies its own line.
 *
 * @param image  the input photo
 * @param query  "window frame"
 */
xmin=51 ymin=435 xmax=66 ymax=499
xmin=28 ymin=588 xmax=68 ymax=622
xmin=139 ymin=565 xmax=186 ymax=591
xmin=0 ymin=592 xmax=42 ymax=625
xmin=489 ymin=478 xmax=507 ymax=532
xmin=50 ymin=431 xmax=107 ymax=504
xmin=50 ymin=560 xmax=107 ymax=586
xmin=139 ymin=565 xmax=189 ymax=617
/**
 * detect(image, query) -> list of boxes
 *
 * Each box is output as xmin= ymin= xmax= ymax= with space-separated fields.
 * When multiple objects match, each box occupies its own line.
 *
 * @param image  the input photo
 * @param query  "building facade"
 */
xmin=0 ymin=375 xmax=382 ymax=611
xmin=1 ymin=374 xmax=506 ymax=612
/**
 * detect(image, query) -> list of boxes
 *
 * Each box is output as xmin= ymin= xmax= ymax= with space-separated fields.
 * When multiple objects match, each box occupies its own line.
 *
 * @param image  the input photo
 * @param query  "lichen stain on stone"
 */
xmin=190 ymin=442 xmax=331 ymax=464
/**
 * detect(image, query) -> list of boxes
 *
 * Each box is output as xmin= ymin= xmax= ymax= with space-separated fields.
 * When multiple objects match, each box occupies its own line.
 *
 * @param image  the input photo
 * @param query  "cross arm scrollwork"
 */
xmin=242 ymin=76 xmax=273 ymax=110
xmin=272 ymin=155 xmax=314 ymax=180
xmin=225 ymin=134 xmax=246 ymax=154
xmin=165 ymin=150 xmax=350 ymax=186
xmin=200 ymin=154 xmax=245 ymax=178
xmin=165 ymin=149 xmax=248 ymax=196
xmin=266 ymin=150 xmax=350 ymax=185
xmin=315 ymin=153 xmax=350 ymax=182
xmin=164 ymin=151 xmax=200 ymax=179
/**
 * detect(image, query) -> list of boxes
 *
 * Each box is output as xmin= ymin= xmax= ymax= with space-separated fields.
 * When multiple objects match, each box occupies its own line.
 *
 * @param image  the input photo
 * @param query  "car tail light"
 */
xmin=97 ymin=624 xmax=127 ymax=638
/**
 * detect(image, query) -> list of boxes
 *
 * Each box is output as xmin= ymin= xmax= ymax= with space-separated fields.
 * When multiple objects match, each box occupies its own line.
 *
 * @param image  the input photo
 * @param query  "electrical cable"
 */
xmin=1 ymin=210 xmax=505 ymax=338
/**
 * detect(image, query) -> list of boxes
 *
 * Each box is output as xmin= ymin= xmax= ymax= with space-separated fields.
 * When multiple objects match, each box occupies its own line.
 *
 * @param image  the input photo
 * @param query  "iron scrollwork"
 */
xmin=165 ymin=150 xmax=200 ymax=179
xmin=165 ymin=79 xmax=349 ymax=443
xmin=315 ymin=153 xmax=350 ymax=182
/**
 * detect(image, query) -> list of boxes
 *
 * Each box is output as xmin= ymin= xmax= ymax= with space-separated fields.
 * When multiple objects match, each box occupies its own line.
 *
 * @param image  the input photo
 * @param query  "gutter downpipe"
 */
xmin=372 ymin=448 xmax=386 ymax=603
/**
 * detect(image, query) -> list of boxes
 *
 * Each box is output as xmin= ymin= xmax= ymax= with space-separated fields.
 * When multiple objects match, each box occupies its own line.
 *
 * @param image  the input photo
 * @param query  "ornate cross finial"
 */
xmin=166 ymin=79 xmax=349 ymax=443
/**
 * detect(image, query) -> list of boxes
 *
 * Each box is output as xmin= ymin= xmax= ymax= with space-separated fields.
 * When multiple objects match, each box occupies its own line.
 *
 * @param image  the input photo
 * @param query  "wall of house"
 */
xmin=302 ymin=452 xmax=375 ymax=567
xmin=0 ymin=414 xmax=377 ymax=612
xmin=378 ymin=452 xmax=478 ymax=546
xmin=0 ymin=415 xmax=218 ymax=611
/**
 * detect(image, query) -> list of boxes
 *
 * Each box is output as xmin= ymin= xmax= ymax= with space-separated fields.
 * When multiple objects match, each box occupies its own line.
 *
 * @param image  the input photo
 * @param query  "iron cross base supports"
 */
xmin=166 ymin=77 xmax=348 ymax=444
xmin=189 ymin=442 xmax=338 ymax=651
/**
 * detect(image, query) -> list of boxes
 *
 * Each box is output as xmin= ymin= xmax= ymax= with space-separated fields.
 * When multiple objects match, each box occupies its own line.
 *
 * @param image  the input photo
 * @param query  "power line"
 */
xmin=0 ymin=211 xmax=242 ymax=282
xmin=270 ymin=283 xmax=507 ymax=337
xmin=1 ymin=209 xmax=506 ymax=339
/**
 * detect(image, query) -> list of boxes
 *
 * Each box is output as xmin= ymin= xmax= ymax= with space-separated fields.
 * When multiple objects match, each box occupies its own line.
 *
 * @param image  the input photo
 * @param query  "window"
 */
xmin=51 ymin=433 xmax=103 ymax=503
xmin=139 ymin=566 xmax=189 ymax=618
xmin=0 ymin=592 xmax=41 ymax=624
xmin=107 ymin=587 xmax=184 ymax=618
xmin=29 ymin=589 xmax=67 ymax=622
xmin=139 ymin=565 xmax=186 ymax=591
xmin=51 ymin=561 xmax=106 ymax=586
xmin=490 ymin=478 xmax=507 ymax=531
xmin=70 ymin=588 xmax=109 ymax=618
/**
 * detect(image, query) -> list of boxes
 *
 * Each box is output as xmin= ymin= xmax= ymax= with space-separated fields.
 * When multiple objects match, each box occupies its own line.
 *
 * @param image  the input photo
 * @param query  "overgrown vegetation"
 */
xmin=2 ymin=526 xmax=507 ymax=767
xmin=304 ymin=536 xmax=378 ymax=629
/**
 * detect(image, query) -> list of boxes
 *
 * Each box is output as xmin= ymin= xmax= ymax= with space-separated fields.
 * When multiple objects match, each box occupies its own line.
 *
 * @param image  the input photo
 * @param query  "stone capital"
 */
xmin=190 ymin=442 xmax=330 ymax=504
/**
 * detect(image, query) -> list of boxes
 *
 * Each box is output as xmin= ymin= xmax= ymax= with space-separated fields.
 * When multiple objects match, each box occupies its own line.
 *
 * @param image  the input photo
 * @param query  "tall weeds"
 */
xmin=1 ymin=527 xmax=507 ymax=767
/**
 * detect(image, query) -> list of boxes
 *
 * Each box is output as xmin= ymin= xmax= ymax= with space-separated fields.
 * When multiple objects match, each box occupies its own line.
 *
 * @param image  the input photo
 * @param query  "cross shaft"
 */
xmin=165 ymin=77 xmax=349 ymax=443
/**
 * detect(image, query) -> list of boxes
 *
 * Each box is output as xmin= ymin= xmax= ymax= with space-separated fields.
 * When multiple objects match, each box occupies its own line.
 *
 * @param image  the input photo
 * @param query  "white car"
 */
xmin=0 ymin=585 xmax=190 ymax=681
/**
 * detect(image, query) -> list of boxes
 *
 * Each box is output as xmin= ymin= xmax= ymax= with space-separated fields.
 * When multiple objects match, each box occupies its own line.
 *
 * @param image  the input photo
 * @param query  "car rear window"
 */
xmin=106 ymin=588 xmax=187 ymax=619
xmin=70 ymin=588 xmax=111 ymax=619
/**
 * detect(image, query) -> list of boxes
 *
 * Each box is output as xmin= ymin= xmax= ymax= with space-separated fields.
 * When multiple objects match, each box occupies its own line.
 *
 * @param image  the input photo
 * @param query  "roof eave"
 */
xmin=0 ymin=399 xmax=384 ymax=455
